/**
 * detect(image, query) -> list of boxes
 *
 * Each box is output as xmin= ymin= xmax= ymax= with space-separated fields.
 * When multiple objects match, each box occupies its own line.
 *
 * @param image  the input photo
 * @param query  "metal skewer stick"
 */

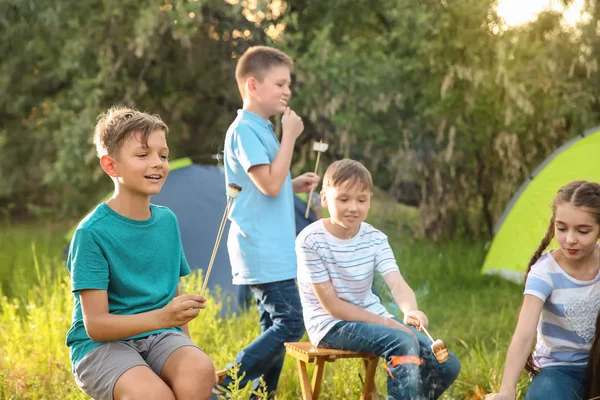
xmin=200 ymin=183 xmax=241 ymax=296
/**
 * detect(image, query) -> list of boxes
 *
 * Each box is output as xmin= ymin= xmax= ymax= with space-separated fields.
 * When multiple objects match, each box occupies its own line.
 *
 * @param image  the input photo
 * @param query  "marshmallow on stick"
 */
xmin=420 ymin=324 xmax=450 ymax=363
xmin=305 ymin=140 xmax=329 ymax=219
xmin=200 ymin=183 xmax=242 ymax=296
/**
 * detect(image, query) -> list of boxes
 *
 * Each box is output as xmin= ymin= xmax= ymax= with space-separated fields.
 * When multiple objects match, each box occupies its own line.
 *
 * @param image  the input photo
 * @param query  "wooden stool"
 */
xmin=285 ymin=342 xmax=378 ymax=400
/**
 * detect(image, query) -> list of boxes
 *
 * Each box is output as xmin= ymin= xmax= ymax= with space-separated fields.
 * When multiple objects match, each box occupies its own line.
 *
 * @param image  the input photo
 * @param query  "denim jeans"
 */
xmin=525 ymin=365 xmax=587 ymax=400
xmin=320 ymin=317 xmax=461 ymax=399
xmin=220 ymin=279 xmax=305 ymax=399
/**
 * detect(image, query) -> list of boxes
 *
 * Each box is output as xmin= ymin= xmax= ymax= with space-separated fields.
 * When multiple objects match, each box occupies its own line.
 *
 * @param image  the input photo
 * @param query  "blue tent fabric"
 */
xmin=152 ymin=164 xmax=317 ymax=315
xmin=150 ymin=164 xmax=249 ymax=314
xmin=294 ymin=196 xmax=318 ymax=235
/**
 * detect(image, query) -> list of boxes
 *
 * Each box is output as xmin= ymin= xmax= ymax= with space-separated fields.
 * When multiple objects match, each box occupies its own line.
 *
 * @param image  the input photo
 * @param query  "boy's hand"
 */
xmin=160 ymin=294 xmax=206 ymax=328
xmin=293 ymin=172 xmax=320 ymax=193
xmin=281 ymin=107 xmax=304 ymax=141
xmin=404 ymin=310 xmax=429 ymax=330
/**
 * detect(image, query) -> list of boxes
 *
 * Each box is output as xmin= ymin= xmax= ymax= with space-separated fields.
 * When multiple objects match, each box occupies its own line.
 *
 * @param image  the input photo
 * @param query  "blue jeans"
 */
xmin=525 ymin=365 xmax=587 ymax=400
xmin=320 ymin=317 xmax=461 ymax=399
xmin=220 ymin=279 xmax=305 ymax=398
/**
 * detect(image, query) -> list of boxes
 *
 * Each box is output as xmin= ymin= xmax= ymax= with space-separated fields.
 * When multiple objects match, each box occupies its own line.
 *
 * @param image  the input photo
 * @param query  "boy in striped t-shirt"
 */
xmin=296 ymin=159 xmax=460 ymax=399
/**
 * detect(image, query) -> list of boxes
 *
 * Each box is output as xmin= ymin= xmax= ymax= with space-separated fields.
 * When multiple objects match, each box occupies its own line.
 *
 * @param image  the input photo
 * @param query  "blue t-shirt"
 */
xmin=224 ymin=110 xmax=297 ymax=285
xmin=65 ymin=203 xmax=191 ymax=369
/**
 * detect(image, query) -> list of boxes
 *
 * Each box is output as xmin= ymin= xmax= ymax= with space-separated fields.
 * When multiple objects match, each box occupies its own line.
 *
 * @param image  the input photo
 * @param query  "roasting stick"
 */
xmin=200 ymin=183 xmax=242 ymax=296
xmin=420 ymin=324 xmax=435 ymax=343
xmin=305 ymin=140 xmax=329 ymax=218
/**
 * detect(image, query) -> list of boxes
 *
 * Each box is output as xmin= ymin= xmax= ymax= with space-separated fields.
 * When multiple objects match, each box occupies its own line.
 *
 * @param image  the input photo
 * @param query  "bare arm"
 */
xmin=486 ymin=295 xmax=543 ymax=399
xmin=80 ymin=289 xmax=205 ymax=342
xmin=383 ymin=271 xmax=418 ymax=315
xmin=383 ymin=270 xmax=430 ymax=329
xmin=310 ymin=280 xmax=416 ymax=338
xmin=248 ymin=108 xmax=303 ymax=197
xmin=248 ymin=141 xmax=294 ymax=196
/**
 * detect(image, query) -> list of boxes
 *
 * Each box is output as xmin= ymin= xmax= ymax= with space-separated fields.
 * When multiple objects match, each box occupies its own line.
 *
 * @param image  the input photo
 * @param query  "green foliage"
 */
xmin=0 ymin=221 xmax=534 ymax=399
xmin=2 ymin=1 xmax=600 ymax=234
xmin=281 ymin=0 xmax=600 ymax=238
xmin=0 ymin=0 xmax=270 ymax=216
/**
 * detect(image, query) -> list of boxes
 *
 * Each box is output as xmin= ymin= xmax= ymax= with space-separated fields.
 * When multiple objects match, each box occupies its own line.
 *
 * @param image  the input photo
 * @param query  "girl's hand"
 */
xmin=404 ymin=310 xmax=429 ymax=330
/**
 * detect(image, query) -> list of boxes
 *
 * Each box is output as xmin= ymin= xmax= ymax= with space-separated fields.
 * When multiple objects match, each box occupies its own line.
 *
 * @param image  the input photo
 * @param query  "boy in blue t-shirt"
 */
xmin=66 ymin=107 xmax=215 ymax=400
xmin=218 ymin=46 xmax=320 ymax=398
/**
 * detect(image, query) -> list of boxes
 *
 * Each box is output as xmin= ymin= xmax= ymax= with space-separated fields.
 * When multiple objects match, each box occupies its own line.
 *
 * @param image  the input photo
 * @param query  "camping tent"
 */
xmin=66 ymin=158 xmax=318 ymax=314
xmin=481 ymin=126 xmax=600 ymax=282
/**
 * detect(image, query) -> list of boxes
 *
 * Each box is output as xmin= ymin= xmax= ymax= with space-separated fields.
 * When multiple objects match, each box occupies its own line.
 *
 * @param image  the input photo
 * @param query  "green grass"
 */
xmin=0 ymin=217 xmax=532 ymax=399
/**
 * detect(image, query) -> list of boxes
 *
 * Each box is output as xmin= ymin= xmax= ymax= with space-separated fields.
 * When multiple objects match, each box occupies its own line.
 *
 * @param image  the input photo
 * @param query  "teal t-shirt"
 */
xmin=65 ymin=203 xmax=191 ymax=369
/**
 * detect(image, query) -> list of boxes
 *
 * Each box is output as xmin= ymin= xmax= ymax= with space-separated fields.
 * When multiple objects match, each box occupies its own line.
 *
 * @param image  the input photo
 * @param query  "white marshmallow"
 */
xmin=226 ymin=183 xmax=242 ymax=199
xmin=312 ymin=141 xmax=329 ymax=152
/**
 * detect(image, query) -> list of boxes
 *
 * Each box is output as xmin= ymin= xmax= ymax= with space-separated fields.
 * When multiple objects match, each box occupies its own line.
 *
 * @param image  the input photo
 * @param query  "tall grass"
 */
xmin=0 ymin=221 xmax=531 ymax=399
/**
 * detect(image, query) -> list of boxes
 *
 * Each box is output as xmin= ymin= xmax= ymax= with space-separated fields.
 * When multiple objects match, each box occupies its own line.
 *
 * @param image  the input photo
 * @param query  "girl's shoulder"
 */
xmin=530 ymin=251 xmax=557 ymax=274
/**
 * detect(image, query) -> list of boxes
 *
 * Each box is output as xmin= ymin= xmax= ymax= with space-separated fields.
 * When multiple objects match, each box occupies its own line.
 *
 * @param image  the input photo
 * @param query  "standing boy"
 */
xmin=219 ymin=46 xmax=319 ymax=398
xmin=296 ymin=159 xmax=461 ymax=399
xmin=66 ymin=107 xmax=215 ymax=400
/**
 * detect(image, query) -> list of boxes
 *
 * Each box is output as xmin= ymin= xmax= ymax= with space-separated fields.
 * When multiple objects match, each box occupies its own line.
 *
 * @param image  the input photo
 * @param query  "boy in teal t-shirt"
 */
xmin=66 ymin=107 xmax=215 ymax=400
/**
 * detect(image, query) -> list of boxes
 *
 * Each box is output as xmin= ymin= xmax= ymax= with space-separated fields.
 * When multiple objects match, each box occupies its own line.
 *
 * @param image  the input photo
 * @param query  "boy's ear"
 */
xmin=246 ymin=77 xmax=257 ymax=97
xmin=320 ymin=190 xmax=328 ymax=208
xmin=100 ymin=155 xmax=119 ymax=178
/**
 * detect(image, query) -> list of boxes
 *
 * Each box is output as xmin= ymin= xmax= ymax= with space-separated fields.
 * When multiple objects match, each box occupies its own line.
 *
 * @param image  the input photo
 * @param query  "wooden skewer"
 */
xmin=305 ymin=140 xmax=324 ymax=219
xmin=420 ymin=324 xmax=435 ymax=343
xmin=200 ymin=198 xmax=233 ymax=296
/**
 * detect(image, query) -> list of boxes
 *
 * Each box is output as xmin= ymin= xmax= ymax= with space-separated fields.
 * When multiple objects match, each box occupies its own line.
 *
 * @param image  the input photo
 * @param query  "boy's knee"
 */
xmin=274 ymin=317 xmax=305 ymax=341
xmin=390 ymin=336 xmax=420 ymax=358
xmin=170 ymin=358 xmax=215 ymax=398
xmin=288 ymin=323 xmax=305 ymax=342
xmin=115 ymin=381 xmax=176 ymax=400
xmin=439 ymin=353 xmax=461 ymax=381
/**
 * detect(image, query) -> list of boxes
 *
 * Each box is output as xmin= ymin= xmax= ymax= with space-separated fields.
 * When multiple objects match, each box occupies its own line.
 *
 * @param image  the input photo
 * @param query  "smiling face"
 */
xmin=111 ymin=129 xmax=170 ymax=198
xmin=321 ymin=181 xmax=371 ymax=238
xmin=249 ymin=64 xmax=291 ymax=118
xmin=554 ymin=203 xmax=600 ymax=263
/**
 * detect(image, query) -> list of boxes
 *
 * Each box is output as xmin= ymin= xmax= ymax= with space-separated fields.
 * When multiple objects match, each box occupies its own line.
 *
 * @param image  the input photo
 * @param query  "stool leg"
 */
xmin=360 ymin=357 xmax=378 ymax=400
xmin=297 ymin=359 xmax=314 ymax=400
xmin=311 ymin=358 xmax=326 ymax=400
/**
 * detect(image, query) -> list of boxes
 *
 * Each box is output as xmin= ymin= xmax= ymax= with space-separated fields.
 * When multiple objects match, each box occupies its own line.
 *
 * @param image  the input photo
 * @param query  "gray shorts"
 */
xmin=73 ymin=330 xmax=201 ymax=400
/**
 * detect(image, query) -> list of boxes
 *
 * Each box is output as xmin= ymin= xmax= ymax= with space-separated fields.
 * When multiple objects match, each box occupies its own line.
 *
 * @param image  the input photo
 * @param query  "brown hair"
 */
xmin=323 ymin=159 xmax=373 ymax=192
xmin=235 ymin=46 xmax=294 ymax=98
xmin=524 ymin=180 xmax=600 ymax=376
xmin=587 ymin=310 xmax=600 ymax=399
xmin=93 ymin=106 xmax=168 ymax=158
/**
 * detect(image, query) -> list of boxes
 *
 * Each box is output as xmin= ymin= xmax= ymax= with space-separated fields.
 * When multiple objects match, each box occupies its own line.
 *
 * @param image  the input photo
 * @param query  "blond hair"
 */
xmin=235 ymin=46 xmax=294 ymax=98
xmin=93 ymin=106 xmax=168 ymax=157
xmin=323 ymin=159 xmax=373 ymax=192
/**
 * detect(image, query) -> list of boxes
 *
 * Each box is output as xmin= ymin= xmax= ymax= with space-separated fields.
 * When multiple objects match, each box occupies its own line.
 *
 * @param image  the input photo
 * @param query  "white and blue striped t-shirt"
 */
xmin=524 ymin=249 xmax=600 ymax=368
xmin=296 ymin=220 xmax=400 ymax=346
